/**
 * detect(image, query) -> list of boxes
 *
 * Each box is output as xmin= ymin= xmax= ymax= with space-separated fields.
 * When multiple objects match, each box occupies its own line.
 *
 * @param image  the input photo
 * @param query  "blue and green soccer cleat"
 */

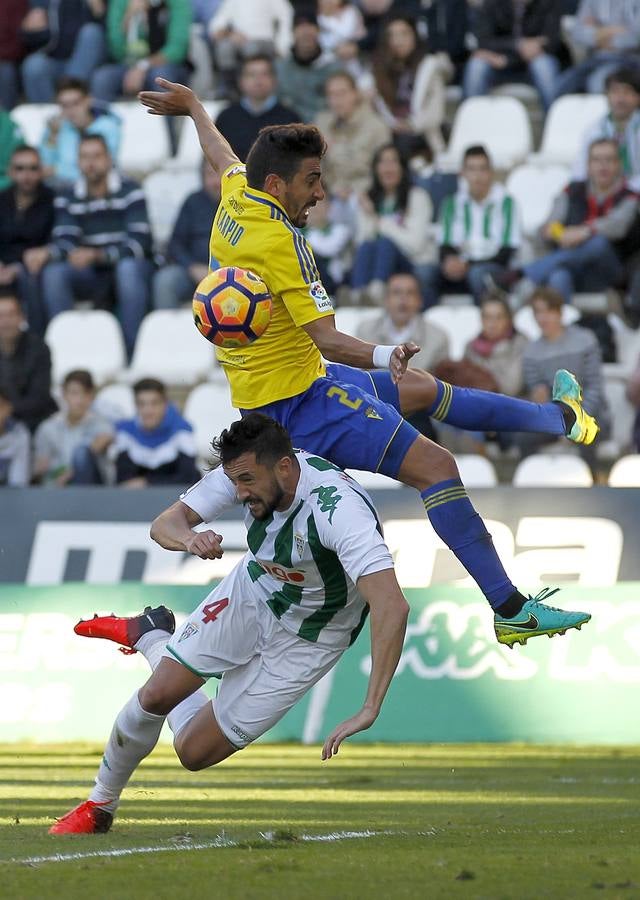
xmin=494 ymin=588 xmax=591 ymax=648
xmin=553 ymin=369 xmax=600 ymax=445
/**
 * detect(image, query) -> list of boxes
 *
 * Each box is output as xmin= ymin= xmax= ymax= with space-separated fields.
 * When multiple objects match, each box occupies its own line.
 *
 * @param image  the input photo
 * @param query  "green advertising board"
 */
xmin=0 ymin=583 xmax=638 ymax=744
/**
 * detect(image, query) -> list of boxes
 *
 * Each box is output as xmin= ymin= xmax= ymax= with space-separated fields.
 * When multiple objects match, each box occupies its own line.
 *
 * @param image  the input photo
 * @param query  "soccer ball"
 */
xmin=193 ymin=267 xmax=272 ymax=348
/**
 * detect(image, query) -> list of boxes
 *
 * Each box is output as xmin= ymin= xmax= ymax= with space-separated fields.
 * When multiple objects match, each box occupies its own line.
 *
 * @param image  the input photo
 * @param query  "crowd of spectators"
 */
xmin=2 ymin=0 xmax=640 ymax=487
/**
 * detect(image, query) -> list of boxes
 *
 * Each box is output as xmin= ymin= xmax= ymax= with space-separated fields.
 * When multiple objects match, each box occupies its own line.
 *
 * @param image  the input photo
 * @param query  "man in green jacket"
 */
xmin=0 ymin=110 xmax=24 ymax=191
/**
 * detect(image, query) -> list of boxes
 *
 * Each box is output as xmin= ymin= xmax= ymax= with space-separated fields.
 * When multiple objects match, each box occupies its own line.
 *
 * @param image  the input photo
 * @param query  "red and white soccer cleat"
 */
xmin=74 ymin=605 xmax=176 ymax=653
xmin=49 ymin=800 xmax=114 ymax=835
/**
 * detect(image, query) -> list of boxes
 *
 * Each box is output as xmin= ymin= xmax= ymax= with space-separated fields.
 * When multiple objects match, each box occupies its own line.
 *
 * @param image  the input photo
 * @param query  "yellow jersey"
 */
xmin=209 ymin=163 xmax=335 ymax=409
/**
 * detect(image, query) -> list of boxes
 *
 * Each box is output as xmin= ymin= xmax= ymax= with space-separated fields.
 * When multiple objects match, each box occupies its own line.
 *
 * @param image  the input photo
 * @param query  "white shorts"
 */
xmin=164 ymin=566 xmax=343 ymax=749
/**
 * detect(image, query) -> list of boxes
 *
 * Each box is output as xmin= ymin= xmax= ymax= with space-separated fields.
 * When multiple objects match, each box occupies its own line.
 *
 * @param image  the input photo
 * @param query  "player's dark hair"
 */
xmin=368 ymin=143 xmax=411 ymax=213
xmin=245 ymin=124 xmax=327 ymax=188
xmin=605 ymin=67 xmax=640 ymax=94
xmin=133 ymin=377 xmax=166 ymax=397
xmin=55 ymin=76 xmax=90 ymax=97
xmin=79 ymin=133 xmax=110 ymax=154
xmin=530 ymin=286 xmax=563 ymax=312
xmin=213 ymin=413 xmax=294 ymax=466
xmin=463 ymin=144 xmax=491 ymax=165
xmin=63 ymin=369 xmax=95 ymax=392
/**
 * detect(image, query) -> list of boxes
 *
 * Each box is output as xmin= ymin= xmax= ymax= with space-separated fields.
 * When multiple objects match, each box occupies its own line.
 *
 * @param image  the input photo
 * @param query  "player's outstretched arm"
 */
xmin=138 ymin=78 xmax=240 ymax=175
xmin=304 ymin=316 xmax=420 ymax=385
xmin=150 ymin=500 xmax=224 ymax=559
xmin=322 ymin=569 xmax=409 ymax=760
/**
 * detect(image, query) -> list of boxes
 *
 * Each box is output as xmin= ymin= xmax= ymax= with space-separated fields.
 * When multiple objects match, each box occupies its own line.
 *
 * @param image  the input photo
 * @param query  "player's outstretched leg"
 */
xmin=397 ymin=437 xmax=591 ymax=646
xmin=50 ymin=610 xmax=210 ymax=835
xmin=399 ymin=369 xmax=599 ymax=445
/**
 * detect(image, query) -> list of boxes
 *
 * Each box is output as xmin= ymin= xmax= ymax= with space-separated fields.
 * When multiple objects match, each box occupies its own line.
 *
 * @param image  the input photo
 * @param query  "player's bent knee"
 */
xmin=138 ymin=683 xmax=176 ymax=717
xmin=399 ymin=438 xmax=460 ymax=490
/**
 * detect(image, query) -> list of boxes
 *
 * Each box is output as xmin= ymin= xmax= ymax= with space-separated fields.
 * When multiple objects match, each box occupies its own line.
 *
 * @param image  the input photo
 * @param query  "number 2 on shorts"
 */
xmin=202 ymin=597 xmax=229 ymax=624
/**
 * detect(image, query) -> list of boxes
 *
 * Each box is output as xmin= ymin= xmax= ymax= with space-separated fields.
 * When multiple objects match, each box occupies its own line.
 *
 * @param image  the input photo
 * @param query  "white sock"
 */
xmin=89 ymin=691 xmax=164 ymax=814
xmin=135 ymin=629 xmax=170 ymax=669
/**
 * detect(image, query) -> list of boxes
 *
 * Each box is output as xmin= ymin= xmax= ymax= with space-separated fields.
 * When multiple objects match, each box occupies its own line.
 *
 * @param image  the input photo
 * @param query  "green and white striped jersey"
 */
xmin=180 ymin=450 xmax=394 ymax=650
xmin=439 ymin=182 xmax=520 ymax=260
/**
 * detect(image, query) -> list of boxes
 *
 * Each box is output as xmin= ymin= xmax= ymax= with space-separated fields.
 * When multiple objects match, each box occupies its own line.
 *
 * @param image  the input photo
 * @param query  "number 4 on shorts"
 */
xmin=202 ymin=597 xmax=229 ymax=624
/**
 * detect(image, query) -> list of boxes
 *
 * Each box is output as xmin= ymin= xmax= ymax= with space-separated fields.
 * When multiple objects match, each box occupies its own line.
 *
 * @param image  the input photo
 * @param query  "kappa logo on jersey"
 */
xmin=294 ymin=533 xmax=305 ymax=557
xmin=365 ymin=406 xmax=383 ymax=420
xmin=308 ymin=280 xmax=333 ymax=313
xmin=260 ymin=561 xmax=306 ymax=583
xmin=225 ymin=164 xmax=246 ymax=178
xmin=178 ymin=622 xmax=199 ymax=643
xmin=311 ymin=485 xmax=342 ymax=524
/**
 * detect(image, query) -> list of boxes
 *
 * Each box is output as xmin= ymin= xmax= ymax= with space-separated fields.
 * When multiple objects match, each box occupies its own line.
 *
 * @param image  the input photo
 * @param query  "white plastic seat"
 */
xmin=183 ymin=382 xmax=240 ymax=460
xmin=11 ymin=103 xmax=56 ymax=145
xmin=512 ymin=453 xmax=593 ymax=487
xmin=441 ymin=97 xmax=533 ymax=170
xmin=143 ymin=169 xmax=201 ymax=247
xmin=45 ymin=310 xmax=127 ymax=386
xmin=529 ymin=94 xmax=607 ymax=167
xmin=111 ymin=102 xmax=172 ymax=175
xmin=608 ymin=455 xmax=640 ymax=487
xmin=454 ymin=453 xmax=498 ymax=487
xmin=167 ymin=101 xmax=223 ymax=169
xmin=122 ymin=310 xmax=216 ymax=385
xmin=506 ymin=165 xmax=570 ymax=237
xmin=333 ymin=307 xmax=379 ymax=337
xmin=424 ymin=306 xmax=481 ymax=360
xmin=345 ymin=470 xmax=401 ymax=490
xmin=601 ymin=377 xmax=635 ymax=456
xmin=513 ymin=304 xmax=580 ymax=340
xmin=94 ymin=383 xmax=135 ymax=422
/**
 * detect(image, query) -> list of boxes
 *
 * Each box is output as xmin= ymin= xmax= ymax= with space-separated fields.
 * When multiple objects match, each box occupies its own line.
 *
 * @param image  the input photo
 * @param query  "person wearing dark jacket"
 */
xmin=0 ymin=146 xmax=55 ymax=335
xmin=114 ymin=378 xmax=200 ymax=487
xmin=0 ymin=292 xmax=57 ymax=432
xmin=216 ymin=54 xmax=300 ymax=162
xmin=152 ymin=161 xmax=220 ymax=309
xmin=0 ymin=0 xmax=28 ymax=109
xmin=463 ymin=0 xmax=561 ymax=111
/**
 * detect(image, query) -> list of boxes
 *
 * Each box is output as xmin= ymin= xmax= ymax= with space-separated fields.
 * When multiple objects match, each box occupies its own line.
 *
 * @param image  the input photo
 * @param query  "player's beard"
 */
xmin=245 ymin=480 xmax=285 ymax=520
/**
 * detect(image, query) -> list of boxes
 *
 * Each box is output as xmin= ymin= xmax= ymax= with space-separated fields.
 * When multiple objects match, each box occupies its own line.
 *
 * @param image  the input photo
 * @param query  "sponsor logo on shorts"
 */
xmin=309 ymin=280 xmax=333 ymax=313
xmin=365 ymin=406 xmax=383 ymax=420
xmin=178 ymin=622 xmax=199 ymax=643
xmin=231 ymin=724 xmax=252 ymax=743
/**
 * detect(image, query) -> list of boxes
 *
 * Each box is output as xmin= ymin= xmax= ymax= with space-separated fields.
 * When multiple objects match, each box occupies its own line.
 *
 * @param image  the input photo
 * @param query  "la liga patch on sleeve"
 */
xmin=309 ymin=280 xmax=333 ymax=313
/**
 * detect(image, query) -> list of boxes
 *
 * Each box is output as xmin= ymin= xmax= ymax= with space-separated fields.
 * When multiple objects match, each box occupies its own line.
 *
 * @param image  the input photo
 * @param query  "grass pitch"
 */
xmin=1 ymin=744 xmax=639 ymax=900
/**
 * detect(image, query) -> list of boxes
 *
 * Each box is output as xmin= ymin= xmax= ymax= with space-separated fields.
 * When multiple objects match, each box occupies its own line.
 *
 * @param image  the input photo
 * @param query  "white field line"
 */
xmin=8 ymin=830 xmax=395 ymax=866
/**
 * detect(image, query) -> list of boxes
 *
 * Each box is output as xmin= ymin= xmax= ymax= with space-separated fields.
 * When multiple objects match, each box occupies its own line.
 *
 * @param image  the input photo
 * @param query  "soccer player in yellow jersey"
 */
xmin=139 ymin=79 xmax=595 ymax=648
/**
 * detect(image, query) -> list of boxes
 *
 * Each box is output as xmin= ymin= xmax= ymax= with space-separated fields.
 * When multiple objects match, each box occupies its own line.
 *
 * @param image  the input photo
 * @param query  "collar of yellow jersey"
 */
xmin=243 ymin=186 xmax=290 ymax=222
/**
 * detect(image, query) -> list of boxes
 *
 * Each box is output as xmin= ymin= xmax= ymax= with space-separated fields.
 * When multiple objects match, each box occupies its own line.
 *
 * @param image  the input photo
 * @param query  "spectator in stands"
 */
xmin=517 ymin=286 xmax=609 ymax=454
xmin=0 ymin=146 xmax=55 ymax=335
xmin=0 ymin=291 xmax=57 ymax=432
xmin=20 ymin=0 xmax=107 ymax=103
xmin=38 ymin=134 xmax=152 ymax=357
xmin=39 ymin=77 xmax=121 ymax=187
xmin=0 ymin=386 xmax=30 ymax=486
xmin=555 ymin=0 xmax=640 ymax=96
xmin=317 ymin=0 xmax=365 ymax=81
xmin=372 ymin=15 xmax=452 ymax=156
xmin=91 ymin=0 xmax=191 ymax=103
xmin=0 ymin=0 xmax=28 ymax=110
xmin=463 ymin=294 xmax=528 ymax=397
xmin=33 ymin=368 xmax=113 ymax=485
xmin=153 ymin=160 xmax=221 ymax=309
xmin=421 ymin=145 xmax=521 ymax=308
xmin=0 ymin=108 xmax=24 ymax=191
xmin=276 ymin=9 xmax=339 ymax=123
xmin=573 ymin=68 xmax=640 ymax=184
xmin=502 ymin=138 xmax=639 ymax=304
xmin=351 ymin=143 xmax=435 ymax=305
xmin=463 ymin=0 xmax=561 ymax=113
xmin=399 ymin=0 xmax=469 ymax=80
xmin=303 ymin=196 xmax=351 ymax=296
xmin=315 ymin=71 xmax=390 ymax=198
xmin=215 ymin=55 xmax=300 ymax=163
xmin=114 ymin=377 xmax=200 ymax=487
xmin=208 ymin=0 xmax=292 ymax=97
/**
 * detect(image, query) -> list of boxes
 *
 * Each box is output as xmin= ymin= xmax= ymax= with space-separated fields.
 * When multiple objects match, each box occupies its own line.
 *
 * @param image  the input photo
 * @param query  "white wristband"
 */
xmin=372 ymin=344 xmax=395 ymax=369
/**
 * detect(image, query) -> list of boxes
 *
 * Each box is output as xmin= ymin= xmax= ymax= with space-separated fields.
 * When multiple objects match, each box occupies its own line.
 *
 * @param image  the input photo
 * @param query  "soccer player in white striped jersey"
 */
xmin=50 ymin=413 xmax=409 ymax=835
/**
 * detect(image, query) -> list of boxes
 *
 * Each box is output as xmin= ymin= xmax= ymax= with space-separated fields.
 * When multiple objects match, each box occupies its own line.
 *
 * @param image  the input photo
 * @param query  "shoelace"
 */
xmin=527 ymin=586 xmax=561 ymax=612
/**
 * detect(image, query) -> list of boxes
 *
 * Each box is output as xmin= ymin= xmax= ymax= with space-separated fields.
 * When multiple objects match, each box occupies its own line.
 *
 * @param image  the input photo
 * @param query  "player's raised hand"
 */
xmin=321 ymin=706 xmax=378 ymax=760
xmin=139 ymin=78 xmax=197 ymax=116
xmin=184 ymin=530 xmax=224 ymax=560
xmin=389 ymin=341 xmax=420 ymax=384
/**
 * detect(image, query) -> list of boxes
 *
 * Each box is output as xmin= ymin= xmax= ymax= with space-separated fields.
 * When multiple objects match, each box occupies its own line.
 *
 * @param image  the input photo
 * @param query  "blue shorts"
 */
xmin=244 ymin=364 xmax=419 ymax=477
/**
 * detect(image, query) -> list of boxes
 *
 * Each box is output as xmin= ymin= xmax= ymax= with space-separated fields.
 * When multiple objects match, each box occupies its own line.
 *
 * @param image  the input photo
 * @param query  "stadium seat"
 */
xmin=600 ymin=377 xmax=636 ymax=457
xmin=424 ymin=306 xmax=481 ymax=360
xmin=333 ymin=307 xmax=379 ymax=337
xmin=94 ymin=383 xmax=135 ymax=421
xmin=513 ymin=304 xmax=580 ymax=340
xmin=111 ymin=102 xmax=172 ymax=175
xmin=122 ymin=309 xmax=216 ymax=385
xmin=345 ymin=469 xmax=402 ymax=489
xmin=506 ymin=164 xmax=570 ymax=237
xmin=45 ymin=310 xmax=127 ymax=386
xmin=440 ymin=97 xmax=533 ymax=171
xmin=455 ymin=453 xmax=498 ymax=487
xmin=608 ymin=455 xmax=640 ymax=487
xmin=167 ymin=102 xmax=224 ymax=169
xmin=512 ymin=453 xmax=593 ymax=487
xmin=11 ymin=103 xmax=56 ymax=145
xmin=528 ymin=94 xmax=607 ymax=167
xmin=183 ymin=382 xmax=240 ymax=460
xmin=143 ymin=169 xmax=201 ymax=247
